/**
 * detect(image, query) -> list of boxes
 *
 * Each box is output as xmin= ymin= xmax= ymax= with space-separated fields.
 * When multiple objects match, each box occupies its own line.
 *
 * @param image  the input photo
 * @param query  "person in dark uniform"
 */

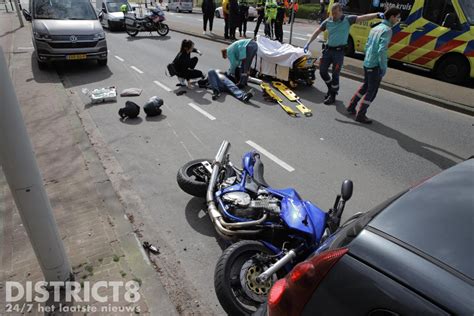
xmin=253 ymin=0 xmax=265 ymax=39
xmin=304 ymin=3 xmax=384 ymax=105
xmin=201 ymin=0 xmax=216 ymax=34
xmin=229 ymin=0 xmax=240 ymax=40
xmin=274 ymin=0 xmax=285 ymax=43
xmin=238 ymin=0 xmax=249 ymax=38
xmin=172 ymin=39 xmax=204 ymax=88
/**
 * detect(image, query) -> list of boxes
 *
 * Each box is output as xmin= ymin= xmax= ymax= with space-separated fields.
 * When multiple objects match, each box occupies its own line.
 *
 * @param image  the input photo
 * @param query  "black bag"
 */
xmin=143 ymin=96 xmax=164 ymax=117
xmin=167 ymin=63 xmax=177 ymax=77
xmin=118 ymin=101 xmax=140 ymax=119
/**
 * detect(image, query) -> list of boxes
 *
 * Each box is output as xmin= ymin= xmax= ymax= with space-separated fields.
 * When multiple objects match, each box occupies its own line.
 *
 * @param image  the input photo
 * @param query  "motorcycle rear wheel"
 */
xmin=214 ymin=241 xmax=281 ymax=316
xmin=177 ymin=158 xmax=213 ymax=198
xmin=125 ymin=26 xmax=139 ymax=37
xmin=157 ymin=23 xmax=169 ymax=36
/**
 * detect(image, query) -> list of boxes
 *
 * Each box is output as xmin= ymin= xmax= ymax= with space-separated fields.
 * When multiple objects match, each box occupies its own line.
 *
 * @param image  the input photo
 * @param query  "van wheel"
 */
xmin=345 ymin=36 xmax=355 ymax=57
xmin=436 ymin=55 xmax=469 ymax=84
xmin=37 ymin=59 xmax=47 ymax=70
xmin=98 ymin=58 xmax=108 ymax=66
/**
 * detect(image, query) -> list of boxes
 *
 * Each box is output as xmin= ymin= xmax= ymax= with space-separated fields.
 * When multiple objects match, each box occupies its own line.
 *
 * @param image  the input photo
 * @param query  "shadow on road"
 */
xmin=145 ymin=114 xmax=167 ymax=122
xmin=119 ymin=117 xmax=143 ymax=125
xmin=334 ymin=102 xmax=464 ymax=169
xmin=184 ymin=197 xmax=216 ymax=237
xmin=126 ymin=35 xmax=171 ymax=42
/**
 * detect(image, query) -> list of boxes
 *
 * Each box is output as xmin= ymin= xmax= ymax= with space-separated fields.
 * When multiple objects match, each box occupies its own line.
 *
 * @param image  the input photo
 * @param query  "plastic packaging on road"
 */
xmin=82 ymin=86 xmax=117 ymax=104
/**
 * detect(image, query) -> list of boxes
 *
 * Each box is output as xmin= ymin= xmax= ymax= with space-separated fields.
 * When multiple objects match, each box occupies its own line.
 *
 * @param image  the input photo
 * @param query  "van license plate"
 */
xmin=67 ymin=54 xmax=87 ymax=60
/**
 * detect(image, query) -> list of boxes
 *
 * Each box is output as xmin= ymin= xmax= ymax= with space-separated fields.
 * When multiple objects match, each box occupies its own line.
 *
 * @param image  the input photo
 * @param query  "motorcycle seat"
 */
xmin=253 ymin=155 xmax=269 ymax=187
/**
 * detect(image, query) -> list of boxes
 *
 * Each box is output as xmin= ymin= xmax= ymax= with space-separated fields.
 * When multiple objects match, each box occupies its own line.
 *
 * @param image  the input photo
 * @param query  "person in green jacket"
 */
xmin=221 ymin=39 xmax=258 ymax=87
xmin=264 ymin=0 xmax=277 ymax=39
xmin=347 ymin=7 xmax=401 ymax=124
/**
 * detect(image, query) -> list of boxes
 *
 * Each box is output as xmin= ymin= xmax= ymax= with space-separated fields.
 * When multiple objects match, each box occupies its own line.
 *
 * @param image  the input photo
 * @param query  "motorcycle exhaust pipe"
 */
xmin=206 ymin=141 xmax=263 ymax=238
xmin=256 ymin=249 xmax=297 ymax=284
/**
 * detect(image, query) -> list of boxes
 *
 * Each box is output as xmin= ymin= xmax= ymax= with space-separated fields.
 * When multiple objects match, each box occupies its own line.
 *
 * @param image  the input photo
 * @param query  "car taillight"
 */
xmin=268 ymin=248 xmax=348 ymax=316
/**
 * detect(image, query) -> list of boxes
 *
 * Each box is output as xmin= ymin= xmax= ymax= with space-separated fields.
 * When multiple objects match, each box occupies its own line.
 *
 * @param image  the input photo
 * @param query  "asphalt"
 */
xmin=161 ymin=9 xmax=474 ymax=115
xmin=46 ymin=27 xmax=473 ymax=315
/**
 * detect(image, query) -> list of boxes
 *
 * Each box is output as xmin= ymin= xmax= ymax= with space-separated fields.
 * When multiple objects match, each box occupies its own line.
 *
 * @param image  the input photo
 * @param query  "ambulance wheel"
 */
xmin=436 ymin=55 xmax=469 ymax=84
xmin=345 ymin=37 xmax=355 ymax=57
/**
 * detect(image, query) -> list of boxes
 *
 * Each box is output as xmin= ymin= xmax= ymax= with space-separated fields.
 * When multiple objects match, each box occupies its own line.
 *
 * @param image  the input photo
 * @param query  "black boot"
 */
xmin=346 ymin=105 xmax=356 ymax=115
xmin=324 ymin=92 xmax=336 ymax=105
xmin=212 ymin=89 xmax=221 ymax=100
xmin=355 ymin=114 xmax=373 ymax=124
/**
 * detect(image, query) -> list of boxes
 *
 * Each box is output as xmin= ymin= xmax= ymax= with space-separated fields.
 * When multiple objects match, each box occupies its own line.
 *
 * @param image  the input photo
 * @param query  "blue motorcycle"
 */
xmin=177 ymin=141 xmax=353 ymax=315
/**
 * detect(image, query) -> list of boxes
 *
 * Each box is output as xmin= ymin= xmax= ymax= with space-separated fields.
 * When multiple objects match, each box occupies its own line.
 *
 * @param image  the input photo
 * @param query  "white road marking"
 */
xmin=188 ymin=103 xmax=216 ymax=121
xmin=131 ymin=66 xmax=144 ymax=74
xmin=180 ymin=141 xmax=194 ymax=159
xmin=176 ymin=15 xmax=183 ymax=18
xmin=189 ymin=130 xmax=205 ymax=146
xmin=17 ymin=47 xmax=34 ymax=50
xmin=294 ymin=36 xmax=307 ymax=41
xmin=245 ymin=140 xmax=295 ymax=172
xmin=154 ymin=80 xmax=172 ymax=92
xmin=114 ymin=55 xmax=125 ymax=62
xmin=320 ymin=137 xmax=324 ymax=141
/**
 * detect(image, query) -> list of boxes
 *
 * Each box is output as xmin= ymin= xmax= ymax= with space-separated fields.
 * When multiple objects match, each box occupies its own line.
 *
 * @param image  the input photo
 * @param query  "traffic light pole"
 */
xmin=0 ymin=47 xmax=72 ymax=282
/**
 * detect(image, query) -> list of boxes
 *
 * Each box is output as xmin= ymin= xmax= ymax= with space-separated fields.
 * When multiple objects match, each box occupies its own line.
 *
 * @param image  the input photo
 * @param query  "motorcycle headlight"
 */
xmin=94 ymin=32 xmax=106 ymax=40
xmin=34 ymin=32 xmax=50 ymax=40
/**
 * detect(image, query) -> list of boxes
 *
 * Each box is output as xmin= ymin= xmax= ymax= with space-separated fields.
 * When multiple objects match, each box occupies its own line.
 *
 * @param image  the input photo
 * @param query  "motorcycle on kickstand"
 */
xmin=177 ymin=140 xmax=354 ymax=315
xmin=124 ymin=7 xmax=169 ymax=37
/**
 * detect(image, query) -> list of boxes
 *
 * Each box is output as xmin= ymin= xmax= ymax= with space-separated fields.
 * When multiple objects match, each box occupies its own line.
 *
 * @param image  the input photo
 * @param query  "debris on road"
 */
xmin=144 ymin=96 xmax=164 ymax=117
xmin=118 ymin=101 xmax=140 ymax=119
xmin=143 ymin=241 xmax=160 ymax=255
xmin=82 ymin=86 xmax=117 ymax=104
xmin=120 ymin=88 xmax=143 ymax=96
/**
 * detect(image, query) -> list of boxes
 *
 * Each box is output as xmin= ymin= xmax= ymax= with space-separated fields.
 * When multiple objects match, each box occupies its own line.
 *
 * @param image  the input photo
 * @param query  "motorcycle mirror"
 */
xmin=341 ymin=180 xmax=353 ymax=201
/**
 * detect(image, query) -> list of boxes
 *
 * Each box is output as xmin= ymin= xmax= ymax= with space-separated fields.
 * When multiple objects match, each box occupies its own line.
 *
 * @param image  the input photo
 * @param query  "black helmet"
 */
xmin=143 ymin=96 xmax=163 ymax=117
xmin=118 ymin=101 xmax=140 ymax=119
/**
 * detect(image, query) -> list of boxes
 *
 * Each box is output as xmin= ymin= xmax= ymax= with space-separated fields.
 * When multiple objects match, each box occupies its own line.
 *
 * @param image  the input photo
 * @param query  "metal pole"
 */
xmin=13 ymin=0 xmax=24 ymax=27
xmin=288 ymin=0 xmax=295 ymax=45
xmin=0 ymin=47 xmax=72 ymax=282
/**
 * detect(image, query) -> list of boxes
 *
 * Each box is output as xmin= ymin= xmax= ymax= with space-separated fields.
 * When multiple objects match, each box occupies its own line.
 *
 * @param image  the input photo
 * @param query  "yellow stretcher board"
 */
xmin=260 ymin=82 xmax=299 ymax=117
xmin=272 ymin=81 xmax=313 ymax=117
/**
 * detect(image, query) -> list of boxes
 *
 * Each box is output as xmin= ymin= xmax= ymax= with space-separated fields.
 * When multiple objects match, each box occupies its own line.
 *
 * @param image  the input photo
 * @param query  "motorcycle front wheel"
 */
xmin=157 ymin=23 xmax=169 ymax=36
xmin=125 ymin=25 xmax=139 ymax=37
xmin=176 ymin=158 xmax=213 ymax=198
xmin=214 ymin=240 xmax=281 ymax=316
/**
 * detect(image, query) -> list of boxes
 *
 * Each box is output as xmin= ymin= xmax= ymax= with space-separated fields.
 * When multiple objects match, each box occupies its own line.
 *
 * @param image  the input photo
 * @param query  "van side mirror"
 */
xmin=341 ymin=180 xmax=353 ymax=202
xmin=22 ymin=9 xmax=32 ymax=21
xmin=98 ymin=11 xmax=104 ymax=21
xmin=442 ymin=13 xmax=457 ymax=29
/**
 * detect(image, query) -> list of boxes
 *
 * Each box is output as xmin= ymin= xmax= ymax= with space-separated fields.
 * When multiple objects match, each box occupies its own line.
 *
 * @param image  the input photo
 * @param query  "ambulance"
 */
xmin=328 ymin=0 xmax=474 ymax=83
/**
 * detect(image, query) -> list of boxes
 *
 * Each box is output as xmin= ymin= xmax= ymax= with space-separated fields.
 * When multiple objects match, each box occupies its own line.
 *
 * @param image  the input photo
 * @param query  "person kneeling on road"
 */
xmin=221 ymin=39 xmax=258 ymax=88
xmin=208 ymin=69 xmax=253 ymax=103
xmin=172 ymin=39 xmax=204 ymax=88
xmin=347 ymin=8 xmax=401 ymax=124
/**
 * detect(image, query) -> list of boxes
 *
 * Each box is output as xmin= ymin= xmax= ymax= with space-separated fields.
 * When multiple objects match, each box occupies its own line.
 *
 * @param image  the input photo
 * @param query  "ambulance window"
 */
xmin=423 ymin=0 xmax=459 ymax=27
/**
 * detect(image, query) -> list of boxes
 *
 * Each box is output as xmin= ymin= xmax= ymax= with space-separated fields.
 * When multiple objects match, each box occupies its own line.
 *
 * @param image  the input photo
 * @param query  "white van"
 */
xmin=22 ymin=0 xmax=107 ymax=69
xmin=99 ymin=0 xmax=131 ymax=30
xmin=166 ymin=0 xmax=193 ymax=13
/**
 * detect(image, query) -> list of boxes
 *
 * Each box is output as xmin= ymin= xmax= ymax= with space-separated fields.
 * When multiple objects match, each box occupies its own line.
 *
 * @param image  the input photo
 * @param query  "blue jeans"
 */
xmin=348 ymin=66 xmax=382 ymax=116
xmin=207 ymin=69 xmax=245 ymax=100
xmin=319 ymin=47 xmax=345 ymax=94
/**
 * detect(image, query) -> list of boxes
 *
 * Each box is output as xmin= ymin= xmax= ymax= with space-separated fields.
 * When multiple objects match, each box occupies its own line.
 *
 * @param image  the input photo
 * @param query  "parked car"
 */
xmin=257 ymin=158 xmax=474 ymax=316
xmin=215 ymin=5 xmax=257 ymax=20
xmin=99 ymin=0 xmax=131 ymax=30
xmin=166 ymin=0 xmax=192 ymax=13
xmin=22 ymin=0 xmax=108 ymax=69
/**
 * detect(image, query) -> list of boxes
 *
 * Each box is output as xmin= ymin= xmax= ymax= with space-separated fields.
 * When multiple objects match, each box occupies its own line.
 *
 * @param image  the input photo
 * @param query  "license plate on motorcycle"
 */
xmin=67 ymin=54 xmax=87 ymax=60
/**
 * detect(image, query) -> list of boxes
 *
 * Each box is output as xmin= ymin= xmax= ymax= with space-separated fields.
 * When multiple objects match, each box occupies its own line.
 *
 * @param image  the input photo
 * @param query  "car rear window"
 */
xmin=369 ymin=160 xmax=474 ymax=281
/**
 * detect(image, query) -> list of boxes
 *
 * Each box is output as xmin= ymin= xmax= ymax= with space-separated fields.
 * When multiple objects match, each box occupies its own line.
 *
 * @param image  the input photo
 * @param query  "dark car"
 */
xmin=257 ymin=158 xmax=474 ymax=316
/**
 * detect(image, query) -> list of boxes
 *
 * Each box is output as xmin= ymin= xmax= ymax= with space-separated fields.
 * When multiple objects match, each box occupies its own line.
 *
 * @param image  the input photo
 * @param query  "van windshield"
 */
xmin=459 ymin=0 xmax=473 ymax=25
xmin=106 ymin=1 xmax=130 ymax=13
xmin=34 ymin=0 xmax=97 ymax=20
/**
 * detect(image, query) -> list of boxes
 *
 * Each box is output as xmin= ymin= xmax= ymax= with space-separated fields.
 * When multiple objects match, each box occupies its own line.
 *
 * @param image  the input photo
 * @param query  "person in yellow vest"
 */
xmin=264 ymin=0 xmax=277 ymax=39
xmin=222 ymin=0 xmax=230 ymax=39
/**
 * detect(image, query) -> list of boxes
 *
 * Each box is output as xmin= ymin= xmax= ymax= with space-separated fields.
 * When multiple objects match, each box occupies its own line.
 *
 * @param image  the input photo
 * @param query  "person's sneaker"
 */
xmin=346 ymin=107 xmax=356 ymax=115
xmin=242 ymin=91 xmax=254 ymax=103
xmin=176 ymin=77 xmax=186 ymax=86
xmin=324 ymin=93 xmax=336 ymax=105
xmin=355 ymin=114 xmax=373 ymax=124
xmin=203 ymin=31 xmax=207 ymax=35
xmin=212 ymin=90 xmax=221 ymax=100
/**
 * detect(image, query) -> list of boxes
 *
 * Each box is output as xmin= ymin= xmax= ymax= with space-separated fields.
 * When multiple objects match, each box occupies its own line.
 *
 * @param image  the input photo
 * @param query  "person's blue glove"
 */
xmin=377 ymin=12 xmax=385 ymax=19
xmin=303 ymin=43 xmax=310 ymax=53
xmin=379 ymin=68 xmax=386 ymax=78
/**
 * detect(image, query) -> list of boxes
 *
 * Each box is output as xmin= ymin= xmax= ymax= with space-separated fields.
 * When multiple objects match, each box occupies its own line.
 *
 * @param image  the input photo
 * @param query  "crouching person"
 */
xmin=208 ymin=69 xmax=253 ymax=103
xmin=173 ymin=39 xmax=204 ymax=88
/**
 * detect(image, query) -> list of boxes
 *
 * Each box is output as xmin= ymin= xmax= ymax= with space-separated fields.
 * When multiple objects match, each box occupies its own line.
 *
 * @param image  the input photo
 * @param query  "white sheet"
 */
xmin=256 ymin=35 xmax=309 ymax=67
